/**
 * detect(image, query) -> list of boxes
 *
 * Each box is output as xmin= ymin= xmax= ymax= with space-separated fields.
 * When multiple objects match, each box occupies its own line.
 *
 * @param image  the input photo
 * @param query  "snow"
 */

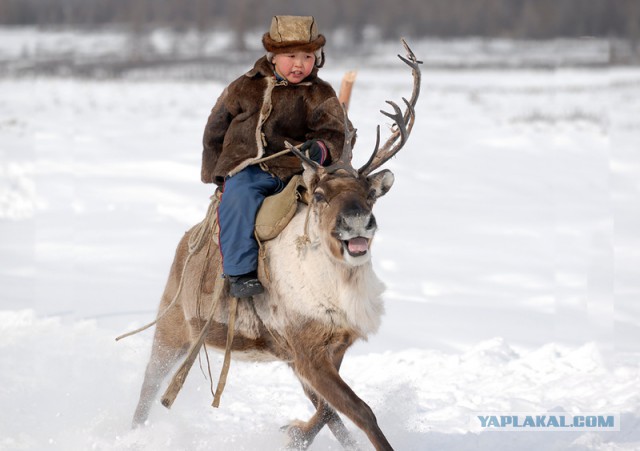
xmin=1 ymin=29 xmax=640 ymax=450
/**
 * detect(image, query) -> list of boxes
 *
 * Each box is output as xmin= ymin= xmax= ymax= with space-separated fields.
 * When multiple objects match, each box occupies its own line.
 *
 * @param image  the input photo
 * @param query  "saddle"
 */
xmin=256 ymin=175 xmax=309 ymax=240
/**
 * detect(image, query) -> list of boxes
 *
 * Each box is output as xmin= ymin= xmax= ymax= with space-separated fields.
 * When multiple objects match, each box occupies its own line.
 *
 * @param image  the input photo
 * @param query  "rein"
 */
xmin=254 ymin=147 xmax=293 ymax=165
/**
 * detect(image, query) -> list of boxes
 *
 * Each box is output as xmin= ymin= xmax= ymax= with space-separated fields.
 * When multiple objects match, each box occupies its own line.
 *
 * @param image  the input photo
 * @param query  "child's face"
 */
xmin=272 ymin=51 xmax=316 ymax=84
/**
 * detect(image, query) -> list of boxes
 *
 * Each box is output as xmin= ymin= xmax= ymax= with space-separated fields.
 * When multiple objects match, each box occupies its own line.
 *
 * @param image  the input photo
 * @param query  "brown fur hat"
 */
xmin=262 ymin=15 xmax=326 ymax=55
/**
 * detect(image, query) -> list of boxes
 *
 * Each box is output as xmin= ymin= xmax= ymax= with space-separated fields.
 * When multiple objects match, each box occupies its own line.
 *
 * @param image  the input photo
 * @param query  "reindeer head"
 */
xmin=291 ymin=40 xmax=421 ymax=267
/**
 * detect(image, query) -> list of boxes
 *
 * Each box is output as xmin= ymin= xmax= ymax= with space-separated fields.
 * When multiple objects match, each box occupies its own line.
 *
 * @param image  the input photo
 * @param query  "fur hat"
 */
xmin=263 ymin=15 xmax=326 ymax=67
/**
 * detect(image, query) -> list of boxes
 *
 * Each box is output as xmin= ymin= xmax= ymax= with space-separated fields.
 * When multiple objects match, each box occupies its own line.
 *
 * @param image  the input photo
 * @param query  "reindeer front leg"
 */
xmin=285 ymin=379 xmax=360 ymax=450
xmin=293 ymin=352 xmax=393 ymax=451
xmin=284 ymin=339 xmax=360 ymax=450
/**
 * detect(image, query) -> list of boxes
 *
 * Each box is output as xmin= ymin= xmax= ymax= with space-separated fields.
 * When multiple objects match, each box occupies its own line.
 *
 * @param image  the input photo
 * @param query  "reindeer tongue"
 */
xmin=347 ymin=237 xmax=369 ymax=255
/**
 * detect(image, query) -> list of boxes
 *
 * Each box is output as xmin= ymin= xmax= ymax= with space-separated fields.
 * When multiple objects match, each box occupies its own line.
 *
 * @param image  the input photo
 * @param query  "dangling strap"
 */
xmin=161 ymin=264 xmax=226 ymax=409
xmin=115 ymin=196 xmax=220 ymax=342
xmin=295 ymin=205 xmax=313 ymax=252
xmin=212 ymin=296 xmax=238 ymax=408
xmin=255 ymin=230 xmax=271 ymax=284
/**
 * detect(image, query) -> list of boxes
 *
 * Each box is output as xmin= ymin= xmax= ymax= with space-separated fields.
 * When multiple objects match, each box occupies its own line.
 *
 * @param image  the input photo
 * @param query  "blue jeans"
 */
xmin=218 ymin=165 xmax=285 ymax=276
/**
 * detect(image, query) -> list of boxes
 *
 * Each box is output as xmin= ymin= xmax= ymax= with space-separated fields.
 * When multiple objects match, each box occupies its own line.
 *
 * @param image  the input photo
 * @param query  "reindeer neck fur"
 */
xmin=261 ymin=204 xmax=385 ymax=339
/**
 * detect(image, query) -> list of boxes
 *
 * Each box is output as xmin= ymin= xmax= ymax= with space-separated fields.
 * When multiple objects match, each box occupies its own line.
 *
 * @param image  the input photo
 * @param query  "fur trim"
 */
xmin=227 ymin=76 xmax=275 ymax=177
xmin=315 ymin=48 xmax=325 ymax=68
xmin=262 ymin=32 xmax=326 ymax=54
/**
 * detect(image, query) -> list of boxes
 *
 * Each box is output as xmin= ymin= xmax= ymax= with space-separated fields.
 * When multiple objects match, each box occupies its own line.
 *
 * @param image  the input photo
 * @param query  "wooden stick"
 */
xmin=212 ymin=296 xmax=238 ymax=408
xmin=338 ymin=70 xmax=357 ymax=111
xmin=161 ymin=270 xmax=225 ymax=409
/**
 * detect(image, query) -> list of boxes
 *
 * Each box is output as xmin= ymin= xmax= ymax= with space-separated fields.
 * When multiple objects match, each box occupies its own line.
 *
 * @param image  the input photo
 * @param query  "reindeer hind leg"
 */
xmin=132 ymin=334 xmax=188 ymax=427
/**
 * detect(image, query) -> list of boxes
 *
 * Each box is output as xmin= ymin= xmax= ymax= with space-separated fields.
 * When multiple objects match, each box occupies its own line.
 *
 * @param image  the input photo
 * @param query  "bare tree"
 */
xmin=628 ymin=0 xmax=640 ymax=59
xmin=127 ymin=0 xmax=150 ymax=61
xmin=0 ymin=0 xmax=638 ymax=45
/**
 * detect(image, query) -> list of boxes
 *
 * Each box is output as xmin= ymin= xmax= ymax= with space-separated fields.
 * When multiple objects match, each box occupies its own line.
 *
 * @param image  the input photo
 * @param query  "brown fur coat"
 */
xmin=201 ymin=56 xmax=350 ymax=186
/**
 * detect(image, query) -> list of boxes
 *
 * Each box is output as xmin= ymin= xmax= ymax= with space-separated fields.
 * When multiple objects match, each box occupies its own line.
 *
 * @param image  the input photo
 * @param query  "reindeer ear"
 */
xmin=367 ymin=169 xmax=395 ymax=200
xmin=302 ymin=161 xmax=320 ymax=191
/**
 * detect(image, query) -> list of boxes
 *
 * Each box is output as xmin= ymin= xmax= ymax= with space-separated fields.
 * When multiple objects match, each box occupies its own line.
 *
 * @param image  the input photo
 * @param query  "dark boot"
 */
xmin=228 ymin=271 xmax=264 ymax=298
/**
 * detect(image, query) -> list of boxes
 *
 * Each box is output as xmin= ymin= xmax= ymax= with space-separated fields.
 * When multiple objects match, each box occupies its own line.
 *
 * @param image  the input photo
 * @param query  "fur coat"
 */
xmin=201 ymin=56 xmax=350 ymax=186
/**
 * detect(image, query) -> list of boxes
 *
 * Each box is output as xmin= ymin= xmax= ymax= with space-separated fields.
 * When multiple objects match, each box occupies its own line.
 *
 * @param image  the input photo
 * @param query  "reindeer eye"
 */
xmin=313 ymin=192 xmax=326 ymax=203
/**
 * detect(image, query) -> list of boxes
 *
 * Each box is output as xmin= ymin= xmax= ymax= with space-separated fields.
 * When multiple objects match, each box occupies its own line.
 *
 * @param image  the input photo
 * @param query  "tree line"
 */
xmin=0 ymin=0 xmax=637 ymax=43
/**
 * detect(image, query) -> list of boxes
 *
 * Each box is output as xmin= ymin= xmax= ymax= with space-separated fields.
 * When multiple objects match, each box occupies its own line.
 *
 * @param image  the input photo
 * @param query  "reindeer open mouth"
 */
xmin=344 ymin=236 xmax=370 ymax=257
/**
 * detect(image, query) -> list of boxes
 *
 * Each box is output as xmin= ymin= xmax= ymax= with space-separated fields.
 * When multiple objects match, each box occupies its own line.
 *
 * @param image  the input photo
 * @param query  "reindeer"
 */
xmin=131 ymin=41 xmax=421 ymax=451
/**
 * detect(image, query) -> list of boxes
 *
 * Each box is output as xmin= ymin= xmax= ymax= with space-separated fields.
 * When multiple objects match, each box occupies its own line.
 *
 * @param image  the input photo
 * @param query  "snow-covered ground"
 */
xmin=1 ymin=30 xmax=640 ymax=450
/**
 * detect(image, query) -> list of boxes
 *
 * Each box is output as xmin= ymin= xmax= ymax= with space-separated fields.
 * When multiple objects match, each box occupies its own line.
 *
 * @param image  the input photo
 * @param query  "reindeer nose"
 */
xmin=338 ymin=208 xmax=376 ymax=235
xmin=342 ymin=198 xmax=369 ymax=217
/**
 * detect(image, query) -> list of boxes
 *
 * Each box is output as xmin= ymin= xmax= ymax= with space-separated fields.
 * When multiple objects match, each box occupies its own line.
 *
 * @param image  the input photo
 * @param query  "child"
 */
xmin=201 ymin=15 xmax=351 ymax=298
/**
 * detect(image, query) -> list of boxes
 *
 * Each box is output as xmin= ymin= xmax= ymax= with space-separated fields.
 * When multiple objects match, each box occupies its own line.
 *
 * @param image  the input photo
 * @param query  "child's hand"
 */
xmin=300 ymin=139 xmax=328 ymax=165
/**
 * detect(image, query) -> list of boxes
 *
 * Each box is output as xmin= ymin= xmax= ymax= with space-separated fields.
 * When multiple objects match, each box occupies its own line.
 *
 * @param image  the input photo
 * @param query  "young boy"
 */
xmin=201 ymin=15 xmax=351 ymax=298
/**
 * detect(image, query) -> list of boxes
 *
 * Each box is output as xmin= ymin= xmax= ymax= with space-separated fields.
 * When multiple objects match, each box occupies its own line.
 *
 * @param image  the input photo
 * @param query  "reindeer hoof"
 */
xmin=281 ymin=420 xmax=312 ymax=450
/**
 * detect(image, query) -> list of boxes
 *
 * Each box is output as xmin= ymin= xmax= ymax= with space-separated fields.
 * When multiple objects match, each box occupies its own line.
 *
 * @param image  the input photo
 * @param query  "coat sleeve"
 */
xmin=306 ymin=94 xmax=355 ymax=165
xmin=201 ymin=86 xmax=233 ymax=185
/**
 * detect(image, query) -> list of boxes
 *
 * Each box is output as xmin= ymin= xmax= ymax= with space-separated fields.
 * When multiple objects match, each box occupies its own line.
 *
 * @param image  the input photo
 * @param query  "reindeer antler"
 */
xmin=358 ymin=39 xmax=422 ymax=176
xmin=325 ymin=105 xmax=357 ymax=175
